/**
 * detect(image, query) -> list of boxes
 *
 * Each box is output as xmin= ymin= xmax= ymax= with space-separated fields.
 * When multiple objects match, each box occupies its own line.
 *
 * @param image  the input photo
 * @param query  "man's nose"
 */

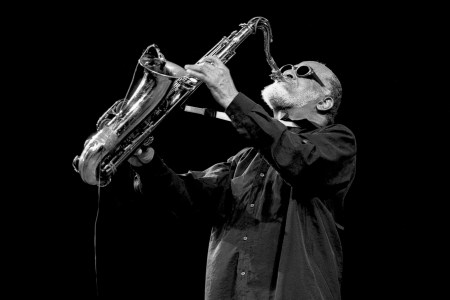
xmin=283 ymin=69 xmax=296 ymax=80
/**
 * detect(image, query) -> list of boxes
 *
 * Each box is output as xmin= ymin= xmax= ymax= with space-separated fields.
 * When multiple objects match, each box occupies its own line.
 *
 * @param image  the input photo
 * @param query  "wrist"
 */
xmin=221 ymin=90 xmax=239 ymax=109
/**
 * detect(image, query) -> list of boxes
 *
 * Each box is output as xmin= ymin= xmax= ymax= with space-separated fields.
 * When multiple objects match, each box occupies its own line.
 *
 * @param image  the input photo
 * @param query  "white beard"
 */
xmin=261 ymin=82 xmax=307 ymax=110
xmin=261 ymin=82 xmax=321 ymax=112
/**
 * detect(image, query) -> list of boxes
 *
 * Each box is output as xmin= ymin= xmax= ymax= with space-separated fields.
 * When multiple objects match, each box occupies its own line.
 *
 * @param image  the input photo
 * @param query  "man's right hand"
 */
xmin=128 ymin=147 xmax=155 ymax=167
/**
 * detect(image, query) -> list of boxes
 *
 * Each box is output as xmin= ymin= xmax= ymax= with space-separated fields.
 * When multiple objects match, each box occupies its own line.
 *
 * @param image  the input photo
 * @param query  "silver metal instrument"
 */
xmin=73 ymin=16 xmax=283 ymax=186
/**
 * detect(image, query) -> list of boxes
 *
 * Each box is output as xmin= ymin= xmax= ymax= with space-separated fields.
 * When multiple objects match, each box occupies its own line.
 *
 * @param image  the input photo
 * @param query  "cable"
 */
xmin=94 ymin=166 xmax=102 ymax=296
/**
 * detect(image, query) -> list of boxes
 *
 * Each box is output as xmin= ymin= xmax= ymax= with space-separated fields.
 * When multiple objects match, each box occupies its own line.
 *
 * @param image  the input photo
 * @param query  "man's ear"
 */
xmin=316 ymin=97 xmax=334 ymax=112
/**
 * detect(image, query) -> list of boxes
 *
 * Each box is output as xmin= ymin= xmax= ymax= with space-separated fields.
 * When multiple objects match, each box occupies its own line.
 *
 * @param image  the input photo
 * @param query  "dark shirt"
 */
xmin=134 ymin=93 xmax=357 ymax=299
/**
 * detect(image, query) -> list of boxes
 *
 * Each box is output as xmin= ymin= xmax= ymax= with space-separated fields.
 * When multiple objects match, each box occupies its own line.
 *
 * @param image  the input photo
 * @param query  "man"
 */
xmin=128 ymin=56 xmax=356 ymax=299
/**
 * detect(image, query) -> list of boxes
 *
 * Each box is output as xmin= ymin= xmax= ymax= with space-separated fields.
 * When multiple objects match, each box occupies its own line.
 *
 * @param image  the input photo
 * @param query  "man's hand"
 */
xmin=184 ymin=56 xmax=238 ymax=109
xmin=128 ymin=147 xmax=155 ymax=167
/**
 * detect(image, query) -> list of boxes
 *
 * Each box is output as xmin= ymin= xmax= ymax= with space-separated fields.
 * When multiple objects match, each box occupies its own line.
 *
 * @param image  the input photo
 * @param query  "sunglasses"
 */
xmin=279 ymin=64 xmax=325 ymax=87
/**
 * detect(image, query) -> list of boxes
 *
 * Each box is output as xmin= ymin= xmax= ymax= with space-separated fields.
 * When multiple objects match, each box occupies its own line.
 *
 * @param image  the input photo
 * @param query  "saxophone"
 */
xmin=73 ymin=16 xmax=283 ymax=186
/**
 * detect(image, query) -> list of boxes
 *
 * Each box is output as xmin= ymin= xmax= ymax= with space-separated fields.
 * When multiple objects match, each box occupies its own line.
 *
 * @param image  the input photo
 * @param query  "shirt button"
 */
xmin=260 ymin=173 xmax=265 ymax=177
xmin=250 ymin=204 xmax=255 ymax=207
xmin=241 ymin=272 xmax=246 ymax=276
xmin=243 ymin=236 xmax=247 ymax=241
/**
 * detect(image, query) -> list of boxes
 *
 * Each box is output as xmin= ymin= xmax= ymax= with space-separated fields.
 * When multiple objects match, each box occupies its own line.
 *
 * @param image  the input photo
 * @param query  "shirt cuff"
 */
xmin=225 ymin=92 xmax=259 ymax=123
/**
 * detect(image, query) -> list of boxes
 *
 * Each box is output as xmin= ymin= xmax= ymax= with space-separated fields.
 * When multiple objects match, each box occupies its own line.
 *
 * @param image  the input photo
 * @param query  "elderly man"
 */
xmin=129 ymin=56 xmax=356 ymax=299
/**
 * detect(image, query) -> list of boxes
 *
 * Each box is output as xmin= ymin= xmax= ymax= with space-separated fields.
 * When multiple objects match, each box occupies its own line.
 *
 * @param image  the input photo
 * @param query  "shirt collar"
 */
xmin=286 ymin=118 xmax=321 ymax=132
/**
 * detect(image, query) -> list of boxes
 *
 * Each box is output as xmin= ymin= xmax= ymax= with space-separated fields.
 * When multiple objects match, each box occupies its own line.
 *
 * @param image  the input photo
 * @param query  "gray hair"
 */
xmin=323 ymin=73 xmax=342 ymax=124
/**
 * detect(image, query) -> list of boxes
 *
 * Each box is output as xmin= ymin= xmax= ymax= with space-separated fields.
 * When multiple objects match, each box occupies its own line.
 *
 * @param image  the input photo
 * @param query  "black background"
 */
xmin=6 ymin=4 xmax=416 ymax=299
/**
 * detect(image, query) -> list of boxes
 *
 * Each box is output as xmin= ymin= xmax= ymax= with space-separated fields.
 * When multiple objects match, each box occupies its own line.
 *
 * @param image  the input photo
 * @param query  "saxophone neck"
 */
xmin=200 ymin=17 xmax=283 ymax=81
xmin=200 ymin=17 xmax=273 ymax=65
xmin=223 ymin=17 xmax=283 ymax=82
xmin=250 ymin=17 xmax=284 ymax=81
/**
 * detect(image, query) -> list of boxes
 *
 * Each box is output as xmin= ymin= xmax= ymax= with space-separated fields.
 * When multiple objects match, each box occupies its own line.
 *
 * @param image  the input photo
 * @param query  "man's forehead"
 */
xmin=295 ymin=61 xmax=321 ymax=68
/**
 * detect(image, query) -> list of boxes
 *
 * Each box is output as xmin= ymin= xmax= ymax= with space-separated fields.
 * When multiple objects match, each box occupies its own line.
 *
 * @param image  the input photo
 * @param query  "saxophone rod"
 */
xmin=183 ymin=105 xmax=298 ymax=128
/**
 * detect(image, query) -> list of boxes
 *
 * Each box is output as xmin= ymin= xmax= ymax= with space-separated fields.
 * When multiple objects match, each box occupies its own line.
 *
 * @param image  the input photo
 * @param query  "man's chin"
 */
xmin=262 ymin=84 xmax=289 ymax=107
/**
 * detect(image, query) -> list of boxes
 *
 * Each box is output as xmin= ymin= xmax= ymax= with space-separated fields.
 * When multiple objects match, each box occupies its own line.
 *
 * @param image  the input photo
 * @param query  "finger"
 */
xmin=185 ymin=63 xmax=209 ymax=72
xmin=136 ymin=148 xmax=143 ymax=156
xmin=200 ymin=56 xmax=225 ymax=69
xmin=185 ymin=68 xmax=207 ymax=81
xmin=142 ymin=136 xmax=154 ymax=147
xmin=138 ymin=147 xmax=155 ymax=163
xmin=128 ymin=155 xmax=140 ymax=166
xmin=196 ymin=56 xmax=216 ymax=69
xmin=141 ymin=147 xmax=155 ymax=160
xmin=204 ymin=56 xmax=223 ymax=66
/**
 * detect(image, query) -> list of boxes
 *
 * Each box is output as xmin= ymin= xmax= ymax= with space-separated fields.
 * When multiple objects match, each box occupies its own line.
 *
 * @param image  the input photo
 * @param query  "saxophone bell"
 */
xmin=74 ymin=44 xmax=187 ymax=186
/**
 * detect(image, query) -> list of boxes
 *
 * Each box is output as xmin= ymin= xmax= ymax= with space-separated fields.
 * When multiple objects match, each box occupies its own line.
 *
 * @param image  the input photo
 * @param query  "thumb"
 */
xmin=137 ymin=147 xmax=155 ymax=164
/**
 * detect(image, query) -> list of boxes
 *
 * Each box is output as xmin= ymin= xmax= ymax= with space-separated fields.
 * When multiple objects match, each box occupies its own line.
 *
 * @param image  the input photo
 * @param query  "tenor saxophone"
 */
xmin=73 ymin=16 xmax=283 ymax=186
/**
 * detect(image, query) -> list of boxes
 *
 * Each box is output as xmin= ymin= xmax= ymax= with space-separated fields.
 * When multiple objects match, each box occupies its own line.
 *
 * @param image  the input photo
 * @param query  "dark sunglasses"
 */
xmin=279 ymin=64 xmax=325 ymax=87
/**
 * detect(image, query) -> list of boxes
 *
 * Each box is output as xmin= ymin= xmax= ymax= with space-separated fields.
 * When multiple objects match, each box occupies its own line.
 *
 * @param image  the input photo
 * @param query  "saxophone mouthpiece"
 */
xmin=270 ymin=71 xmax=285 ymax=82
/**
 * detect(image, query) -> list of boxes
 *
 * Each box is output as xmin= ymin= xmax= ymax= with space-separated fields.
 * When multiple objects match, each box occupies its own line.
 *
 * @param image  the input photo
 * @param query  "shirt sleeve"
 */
xmin=225 ymin=92 xmax=357 ymax=186
xmin=132 ymin=154 xmax=233 ymax=220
